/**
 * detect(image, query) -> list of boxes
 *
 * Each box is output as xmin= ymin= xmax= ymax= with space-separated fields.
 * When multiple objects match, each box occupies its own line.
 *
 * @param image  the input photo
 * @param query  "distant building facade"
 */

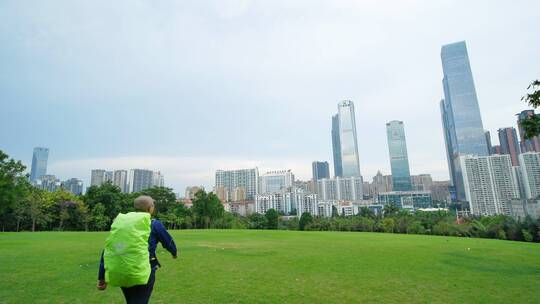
xmin=30 ymin=147 xmax=49 ymax=182
xmin=440 ymin=41 xmax=489 ymax=201
xmin=312 ymin=161 xmax=330 ymax=181
xmin=460 ymin=154 xmax=520 ymax=215
xmin=498 ymin=127 xmax=521 ymax=166
xmin=377 ymin=191 xmax=432 ymax=209
xmin=215 ymin=168 xmax=259 ymax=201
xmin=61 ymin=178 xmax=84 ymax=195
xmin=259 ymin=170 xmax=294 ymax=194
xmin=332 ymin=100 xmax=362 ymax=177
xmin=519 ymin=152 xmax=540 ymax=199
xmin=317 ymin=176 xmax=363 ymax=201
xmin=386 ymin=120 xmax=412 ymax=191
xmin=516 ymin=110 xmax=540 ymax=153
xmin=129 ymin=169 xmax=154 ymax=193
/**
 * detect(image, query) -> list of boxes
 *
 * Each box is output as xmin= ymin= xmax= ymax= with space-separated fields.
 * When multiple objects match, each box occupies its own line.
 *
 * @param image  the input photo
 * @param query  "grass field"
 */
xmin=1 ymin=230 xmax=540 ymax=303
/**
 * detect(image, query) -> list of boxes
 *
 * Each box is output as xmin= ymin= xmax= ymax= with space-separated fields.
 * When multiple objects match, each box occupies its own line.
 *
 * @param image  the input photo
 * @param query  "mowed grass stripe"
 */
xmin=0 ymin=230 xmax=539 ymax=303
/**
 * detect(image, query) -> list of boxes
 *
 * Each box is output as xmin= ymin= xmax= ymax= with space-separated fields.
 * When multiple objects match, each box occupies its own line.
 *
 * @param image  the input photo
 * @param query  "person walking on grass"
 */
xmin=97 ymin=195 xmax=178 ymax=304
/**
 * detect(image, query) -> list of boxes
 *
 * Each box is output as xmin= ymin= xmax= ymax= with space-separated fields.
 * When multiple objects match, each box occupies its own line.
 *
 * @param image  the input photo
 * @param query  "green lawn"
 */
xmin=1 ymin=230 xmax=539 ymax=303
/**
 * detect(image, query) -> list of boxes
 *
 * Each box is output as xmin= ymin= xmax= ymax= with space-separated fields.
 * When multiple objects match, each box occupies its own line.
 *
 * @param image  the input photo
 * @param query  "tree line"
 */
xmin=2 ymin=149 xmax=540 ymax=243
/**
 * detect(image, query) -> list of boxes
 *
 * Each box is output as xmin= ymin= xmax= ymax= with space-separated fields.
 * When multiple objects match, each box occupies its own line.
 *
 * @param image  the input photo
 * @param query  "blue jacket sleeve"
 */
xmin=153 ymin=220 xmax=178 ymax=257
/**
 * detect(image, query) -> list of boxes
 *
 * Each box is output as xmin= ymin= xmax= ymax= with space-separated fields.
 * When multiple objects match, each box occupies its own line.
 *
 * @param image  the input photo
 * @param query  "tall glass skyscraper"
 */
xmin=331 ymin=100 xmax=362 ymax=178
xmin=386 ymin=121 xmax=412 ymax=191
xmin=440 ymin=41 xmax=489 ymax=201
xmin=331 ymin=114 xmax=343 ymax=177
xmin=312 ymin=161 xmax=330 ymax=181
xmin=30 ymin=147 xmax=49 ymax=181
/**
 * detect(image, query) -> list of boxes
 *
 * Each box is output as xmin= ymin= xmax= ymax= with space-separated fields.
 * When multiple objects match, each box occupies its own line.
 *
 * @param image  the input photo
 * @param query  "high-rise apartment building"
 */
xmin=440 ymin=41 xmax=489 ymax=201
xmin=460 ymin=154 xmax=520 ymax=215
xmin=152 ymin=171 xmax=165 ymax=187
xmin=259 ymin=170 xmax=294 ymax=194
xmin=370 ymin=171 xmax=393 ymax=194
xmin=90 ymin=169 xmax=109 ymax=187
xmin=317 ymin=176 xmax=363 ymax=201
xmin=113 ymin=170 xmax=128 ymax=193
xmin=129 ymin=169 xmax=154 ymax=193
xmin=386 ymin=121 xmax=412 ymax=191
xmin=185 ymin=186 xmax=205 ymax=199
xmin=255 ymin=192 xmax=294 ymax=214
xmin=498 ymin=127 xmax=521 ymax=166
xmin=516 ymin=110 xmax=540 ymax=153
xmin=30 ymin=147 xmax=49 ymax=181
xmin=519 ymin=152 xmax=540 ymax=199
xmin=411 ymin=174 xmax=433 ymax=191
xmin=215 ymin=168 xmax=259 ymax=200
xmin=332 ymin=100 xmax=362 ymax=178
xmin=312 ymin=161 xmax=330 ymax=181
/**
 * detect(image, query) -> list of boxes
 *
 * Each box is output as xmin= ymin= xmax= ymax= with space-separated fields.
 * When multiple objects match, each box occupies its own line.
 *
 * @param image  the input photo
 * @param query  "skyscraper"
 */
xmin=331 ymin=114 xmax=342 ymax=177
xmin=331 ymin=100 xmax=362 ymax=178
xmin=498 ymin=127 xmax=521 ymax=166
xmin=312 ymin=161 xmax=330 ymax=181
xmin=440 ymin=41 xmax=489 ymax=201
xmin=516 ymin=110 xmax=540 ymax=153
xmin=90 ymin=169 xmax=107 ymax=187
xmin=30 ymin=147 xmax=49 ymax=181
xmin=386 ymin=121 xmax=412 ymax=191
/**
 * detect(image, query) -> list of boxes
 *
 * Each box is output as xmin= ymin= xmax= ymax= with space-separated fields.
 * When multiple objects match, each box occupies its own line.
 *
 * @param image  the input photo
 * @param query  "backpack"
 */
xmin=104 ymin=212 xmax=151 ymax=287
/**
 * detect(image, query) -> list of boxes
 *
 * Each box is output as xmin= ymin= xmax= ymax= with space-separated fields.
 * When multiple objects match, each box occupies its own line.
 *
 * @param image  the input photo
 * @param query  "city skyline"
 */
xmin=2 ymin=1 xmax=540 ymax=193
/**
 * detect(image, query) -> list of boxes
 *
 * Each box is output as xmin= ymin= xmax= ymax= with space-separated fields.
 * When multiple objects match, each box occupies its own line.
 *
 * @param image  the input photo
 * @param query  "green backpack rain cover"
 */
xmin=104 ymin=212 xmax=151 ymax=287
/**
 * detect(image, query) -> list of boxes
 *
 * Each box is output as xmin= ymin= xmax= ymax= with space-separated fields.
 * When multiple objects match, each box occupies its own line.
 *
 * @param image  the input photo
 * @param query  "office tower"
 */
xmin=460 ymin=154 xmax=520 ymax=215
xmin=259 ymin=170 xmax=295 ymax=194
xmin=386 ymin=121 xmax=412 ymax=191
xmin=129 ymin=169 xmax=154 ymax=193
xmin=331 ymin=115 xmax=343 ymax=177
xmin=112 ymin=170 xmax=128 ymax=193
xmin=332 ymin=100 xmax=362 ymax=177
xmin=411 ymin=174 xmax=433 ymax=191
xmin=316 ymin=176 xmax=363 ymax=201
xmin=519 ymin=152 xmax=540 ymax=199
xmin=516 ymin=110 xmax=540 ymax=153
xmin=61 ymin=178 xmax=84 ymax=195
xmin=215 ymin=168 xmax=259 ymax=200
xmin=312 ymin=161 xmax=330 ymax=181
xmin=492 ymin=145 xmax=502 ymax=155
xmin=498 ymin=127 xmax=521 ymax=166
xmin=440 ymin=41 xmax=489 ymax=201
xmin=30 ymin=147 xmax=49 ymax=181
xmin=485 ymin=131 xmax=494 ymax=155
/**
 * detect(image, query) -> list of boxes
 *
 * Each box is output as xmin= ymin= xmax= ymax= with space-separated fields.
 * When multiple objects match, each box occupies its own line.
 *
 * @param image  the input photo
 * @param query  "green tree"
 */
xmin=383 ymin=204 xmax=399 ymax=217
xmin=140 ymin=186 xmax=177 ymax=215
xmin=265 ymin=209 xmax=279 ymax=230
xmin=359 ymin=207 xmax=375 ymax=219
xmin=91 ymin=203 xmax=110 ymax=231
xmin=84 ymin=182 xmax=129 ymax=221
xmin=0 ymin=150 xmax=30 ymax=231
xmin=382 ymin=218 xmax=396 ymax=233
xmin=191 ymin=190 xmax=224 ymax=228
xmin=247 ymin=213 xmax=267 ymax=229
xmin=28 ymin=188 xmax=53 ymax=232
xmin=520 ymin=80 xmax=540 ymax=139
xmin=299 ymin=212 xmax=313 ymax=231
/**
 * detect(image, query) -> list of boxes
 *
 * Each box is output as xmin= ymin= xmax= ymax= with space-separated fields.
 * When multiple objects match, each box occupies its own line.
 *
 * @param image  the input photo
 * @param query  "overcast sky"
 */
xmin=1 ymin=0 xmax=539 ymax=193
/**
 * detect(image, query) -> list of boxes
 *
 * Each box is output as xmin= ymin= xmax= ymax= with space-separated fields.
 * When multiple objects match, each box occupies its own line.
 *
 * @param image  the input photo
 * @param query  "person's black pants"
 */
xmin=120 ymin=267 xmax=157 ymax=304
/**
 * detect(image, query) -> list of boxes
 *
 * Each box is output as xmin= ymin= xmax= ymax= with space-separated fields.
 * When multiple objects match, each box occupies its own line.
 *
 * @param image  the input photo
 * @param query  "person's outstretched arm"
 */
xmin=152 ymin=220 xmax=178 ymax=258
